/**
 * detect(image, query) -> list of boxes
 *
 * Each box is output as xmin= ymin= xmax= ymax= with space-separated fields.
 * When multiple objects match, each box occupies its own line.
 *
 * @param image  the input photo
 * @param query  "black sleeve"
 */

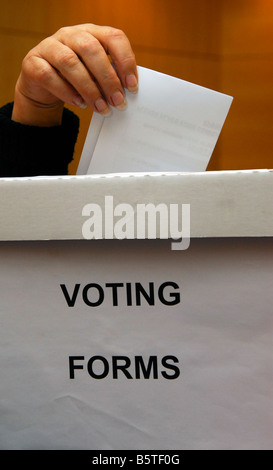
xmin=0 ymin=102 xmax=80 ymax=177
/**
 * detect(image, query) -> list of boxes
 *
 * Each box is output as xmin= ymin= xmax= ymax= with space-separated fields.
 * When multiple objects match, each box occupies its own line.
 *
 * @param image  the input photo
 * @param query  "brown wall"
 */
xmin=220 ymin=0 xmax=273 ymax=170
xmin=0 ymin=0 xmax=272 ymax=173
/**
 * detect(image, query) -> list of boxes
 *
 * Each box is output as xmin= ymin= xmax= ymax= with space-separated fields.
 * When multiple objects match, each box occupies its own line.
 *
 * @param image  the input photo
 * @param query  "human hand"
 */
xmin=12 ymin=24 xmax=138 ymax=126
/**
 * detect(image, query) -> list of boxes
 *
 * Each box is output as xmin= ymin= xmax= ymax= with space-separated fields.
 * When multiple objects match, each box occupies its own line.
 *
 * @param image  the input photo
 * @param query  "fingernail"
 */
xmin=126 ymin=74 xmax=138 ymax=93
xmin=73 ymin=96 xmax=88 ymax=109
xmin=95 ymin=97 xmax=111 ymax=115
xmin=111 ymin=90 xmax=127 ymax=110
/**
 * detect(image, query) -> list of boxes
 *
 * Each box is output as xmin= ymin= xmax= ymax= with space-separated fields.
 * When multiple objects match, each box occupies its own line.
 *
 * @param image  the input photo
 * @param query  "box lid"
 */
xmin=0 ymin=170 xmax=272 ymax=241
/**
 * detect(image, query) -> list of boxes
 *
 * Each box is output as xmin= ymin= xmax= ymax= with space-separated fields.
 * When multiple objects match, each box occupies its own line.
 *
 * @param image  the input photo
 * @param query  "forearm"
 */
xmin=0 ymin=102 xmax=79 ymax=177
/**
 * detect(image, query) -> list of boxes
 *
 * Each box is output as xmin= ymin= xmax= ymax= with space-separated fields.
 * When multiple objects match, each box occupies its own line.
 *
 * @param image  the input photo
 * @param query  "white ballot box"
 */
xmin=0 ymin=170 xmax=272 ymax=450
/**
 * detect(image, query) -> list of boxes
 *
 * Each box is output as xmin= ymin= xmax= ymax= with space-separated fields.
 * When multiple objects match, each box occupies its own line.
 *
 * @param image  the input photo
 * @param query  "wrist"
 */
xmin=12 ymin=88 xmax=64 ymax=127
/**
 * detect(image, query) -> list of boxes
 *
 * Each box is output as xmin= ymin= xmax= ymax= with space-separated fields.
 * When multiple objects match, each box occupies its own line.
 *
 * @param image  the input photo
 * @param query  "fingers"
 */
xmin=76 ymin=24 xmax=139 ymax=93
xmin=22 ymin=52 xmax=89 ymax=110
xmin=34 ymin=24 xmax=138 ymax=114
xmin=52 ymin=29 xmax=126 ymax=112
xmin=30 ymin=37 xmax=111 ymax=113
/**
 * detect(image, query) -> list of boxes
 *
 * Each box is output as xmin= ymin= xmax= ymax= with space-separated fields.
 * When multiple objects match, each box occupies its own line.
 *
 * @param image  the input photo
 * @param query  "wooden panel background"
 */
xmin=220 ymin=0 xmax=273 ymax=170
xmin=0 ymin=0 xmax=272 ymax=173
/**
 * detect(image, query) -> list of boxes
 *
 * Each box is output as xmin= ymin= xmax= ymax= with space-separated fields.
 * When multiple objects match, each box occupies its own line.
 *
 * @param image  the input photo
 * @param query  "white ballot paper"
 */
xmin=77 ymin=66 xmax=233 ymax=175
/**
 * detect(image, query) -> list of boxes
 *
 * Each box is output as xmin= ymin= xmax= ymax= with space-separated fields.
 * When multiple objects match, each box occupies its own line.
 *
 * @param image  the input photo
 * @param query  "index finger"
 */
xmin=81 ymin=24 xmax=138 ymax=93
